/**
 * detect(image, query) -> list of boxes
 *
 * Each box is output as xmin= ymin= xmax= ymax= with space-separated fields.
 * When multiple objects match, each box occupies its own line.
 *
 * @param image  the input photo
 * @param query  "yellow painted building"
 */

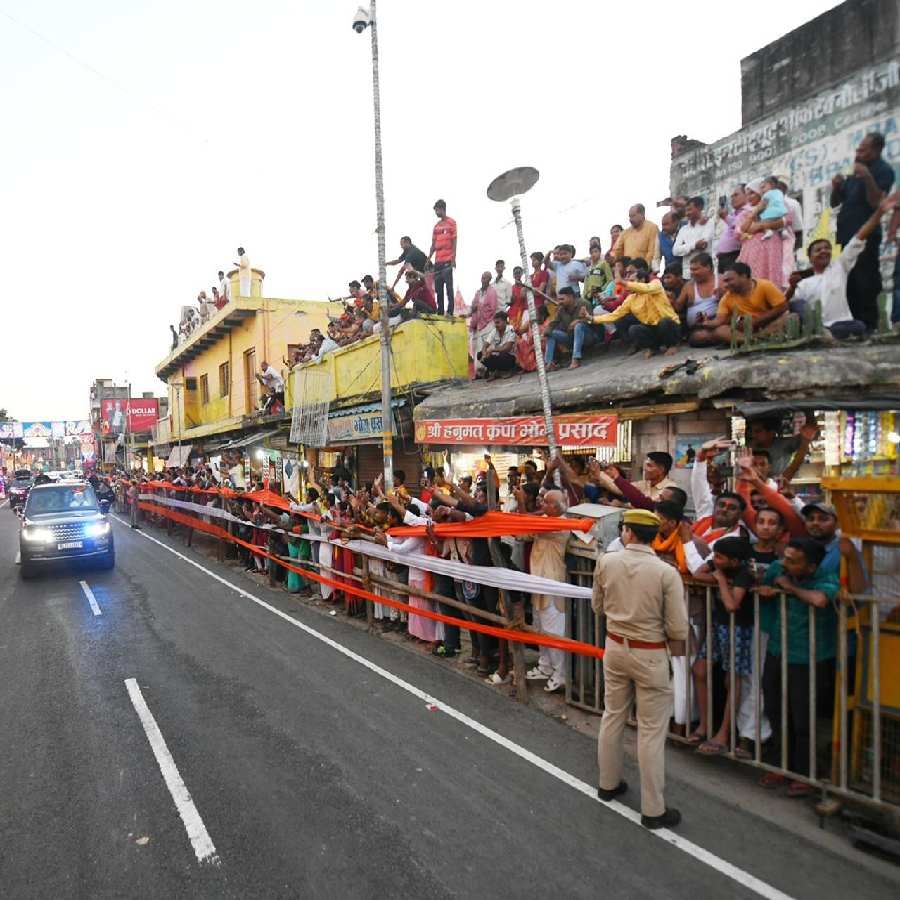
xmin=154 ymin=296 xmax=342 ymax=447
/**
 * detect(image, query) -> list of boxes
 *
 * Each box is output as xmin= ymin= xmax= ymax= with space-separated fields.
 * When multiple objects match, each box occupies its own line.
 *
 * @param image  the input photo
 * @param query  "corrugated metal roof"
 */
xmin=218 ymin=428 xmax=282 ymax=450
xmin=327 ymin=398 xmax=405 ymax=418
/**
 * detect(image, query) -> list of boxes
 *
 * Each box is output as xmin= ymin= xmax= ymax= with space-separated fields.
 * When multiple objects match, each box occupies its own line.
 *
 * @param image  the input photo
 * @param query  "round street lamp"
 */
xmin=486 ymin=167 xmax=559 ymax=460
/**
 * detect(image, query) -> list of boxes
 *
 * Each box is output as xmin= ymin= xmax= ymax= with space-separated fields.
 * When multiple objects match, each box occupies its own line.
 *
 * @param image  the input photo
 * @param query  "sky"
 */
xmin=0 ymin=0 xmax=843 ymax=420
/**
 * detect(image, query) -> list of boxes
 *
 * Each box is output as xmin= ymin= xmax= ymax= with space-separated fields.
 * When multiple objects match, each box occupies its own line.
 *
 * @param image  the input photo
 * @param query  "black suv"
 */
xmin=8 ymin=474 xmax=33 ymax=512
xmin=19 ymin=483 xmax=115 ymax=578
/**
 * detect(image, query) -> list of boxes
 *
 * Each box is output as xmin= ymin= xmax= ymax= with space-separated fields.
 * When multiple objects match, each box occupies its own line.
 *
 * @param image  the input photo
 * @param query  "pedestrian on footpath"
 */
xmin=592 ymin=509 xmax=688 ymax=829
xmin=128 ymin=480 xmax=140 ymax=529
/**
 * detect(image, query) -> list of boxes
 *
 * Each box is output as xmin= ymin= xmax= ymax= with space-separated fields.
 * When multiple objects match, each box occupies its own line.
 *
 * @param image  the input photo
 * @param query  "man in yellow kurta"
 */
xmin=592 ymin=263 xmax=681 ymax=357
xmin=593 ymin=509 xmax=688 ymax=830
xmin=611 ymin=204 xmax=660 ymax=266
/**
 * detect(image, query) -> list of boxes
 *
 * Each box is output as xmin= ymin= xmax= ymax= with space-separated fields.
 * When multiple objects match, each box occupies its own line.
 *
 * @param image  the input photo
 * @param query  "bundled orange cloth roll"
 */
xmin=388 ymin=511 xmax=594 ymax=538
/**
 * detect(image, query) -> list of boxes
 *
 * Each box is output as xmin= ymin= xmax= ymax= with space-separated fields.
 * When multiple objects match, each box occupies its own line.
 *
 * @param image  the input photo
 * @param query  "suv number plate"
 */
xmin=58 ymin=541 xmax=83 ymax=550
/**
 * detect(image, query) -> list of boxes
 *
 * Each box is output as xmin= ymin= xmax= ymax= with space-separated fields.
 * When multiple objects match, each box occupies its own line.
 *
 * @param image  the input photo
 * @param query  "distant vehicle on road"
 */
xmin=8 ymin=475 xmax=33 ymax=512
xmin=19 ymin=482 xmax=114 ymax=578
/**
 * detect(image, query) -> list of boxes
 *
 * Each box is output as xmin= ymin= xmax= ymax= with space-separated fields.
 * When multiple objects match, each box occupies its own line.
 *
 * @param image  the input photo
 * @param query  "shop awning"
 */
xmin=166 ymin=444 xmax=193 ymax=467
xmin=326 ymin=398 xmax=405 ymax=419
xmin=733 ymin=397 xmax=900 ymax=416
xmin=219 ymin=428 xmax=282 ymax=451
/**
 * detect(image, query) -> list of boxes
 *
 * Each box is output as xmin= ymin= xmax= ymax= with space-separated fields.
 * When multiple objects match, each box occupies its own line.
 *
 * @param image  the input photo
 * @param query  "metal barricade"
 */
xmin=564 ymin=548 xmax=606 ymax=713
xmin=565 ymin=558 xmax=899 ymax=814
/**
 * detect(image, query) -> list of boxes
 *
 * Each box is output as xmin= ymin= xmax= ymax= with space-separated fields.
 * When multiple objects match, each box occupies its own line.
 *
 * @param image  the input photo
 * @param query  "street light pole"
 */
xmin=356 ymin=0 xmax=394 ymax=491
xmin=486 ymin=168 xmax=559 ymax=460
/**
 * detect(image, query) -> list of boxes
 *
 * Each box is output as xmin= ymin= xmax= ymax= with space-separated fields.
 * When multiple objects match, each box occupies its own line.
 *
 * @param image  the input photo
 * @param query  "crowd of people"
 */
xmin=167 ymin=138 xmax=897 ymax=380
xmin=307 ymin=133 xmax=897 ymax=378
xmin=171 ymin=247 xmax=252 ymax=348
xmin=99 ymin=402 xmax=895 ymax=804
xmin=465 ymin=134 xmax=897 ymax=375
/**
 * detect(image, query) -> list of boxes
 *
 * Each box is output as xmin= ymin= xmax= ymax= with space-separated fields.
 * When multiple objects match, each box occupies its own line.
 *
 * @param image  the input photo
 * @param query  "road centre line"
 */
xmin=124 ymin=677 xmax=219 ymax=865
xmin=112 ymin=515 xmax=792 ymax=900
xmin=79 ymin=580 xmax=102 ymax=616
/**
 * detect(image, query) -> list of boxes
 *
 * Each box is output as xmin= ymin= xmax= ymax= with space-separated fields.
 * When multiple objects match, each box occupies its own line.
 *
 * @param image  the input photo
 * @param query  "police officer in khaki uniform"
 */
xmin=592 ymin=509 xmax=688 ymax=829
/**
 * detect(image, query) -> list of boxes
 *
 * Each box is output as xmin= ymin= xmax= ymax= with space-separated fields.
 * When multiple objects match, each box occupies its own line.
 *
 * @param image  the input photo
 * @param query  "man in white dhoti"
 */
xmin=235 ymin=247 xmax=251 ymax=297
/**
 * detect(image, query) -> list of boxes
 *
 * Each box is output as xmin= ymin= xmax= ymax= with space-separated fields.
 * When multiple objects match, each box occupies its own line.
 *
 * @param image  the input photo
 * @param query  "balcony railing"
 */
xmin=288 ymin=316 xmax=469 ymax=409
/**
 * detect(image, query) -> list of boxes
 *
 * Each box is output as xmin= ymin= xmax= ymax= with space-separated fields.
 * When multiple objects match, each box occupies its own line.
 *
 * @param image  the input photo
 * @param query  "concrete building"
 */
xmin=153 ymin=295 xmax=342 ymax=465
xmin=89 ymin=378 xmax=168 ymax=471
xmin=670 ymin=0 xmax=899 ymax=250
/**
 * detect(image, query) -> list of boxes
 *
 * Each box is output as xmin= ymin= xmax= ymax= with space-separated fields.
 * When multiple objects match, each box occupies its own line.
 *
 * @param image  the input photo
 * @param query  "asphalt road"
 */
xmin=1 ymin=505 xmax=897 ymax=899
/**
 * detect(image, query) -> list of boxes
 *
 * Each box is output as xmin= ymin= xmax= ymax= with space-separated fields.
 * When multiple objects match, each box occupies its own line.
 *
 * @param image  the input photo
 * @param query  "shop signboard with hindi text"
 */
xmin=415 ymin=415 xmax=617 ymax=448
xmin=327 ymin=408 xmax=397 ymax=444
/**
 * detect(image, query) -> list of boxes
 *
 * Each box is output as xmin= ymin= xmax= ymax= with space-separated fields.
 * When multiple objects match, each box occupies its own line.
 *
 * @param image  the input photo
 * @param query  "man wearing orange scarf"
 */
xmin=650 ymin=500 xmax=690 ymax=575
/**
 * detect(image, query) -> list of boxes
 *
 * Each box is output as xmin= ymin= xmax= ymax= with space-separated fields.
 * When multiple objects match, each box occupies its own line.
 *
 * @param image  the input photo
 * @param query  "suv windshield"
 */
xmin=25 ymin=485 xmax=100 ymax=515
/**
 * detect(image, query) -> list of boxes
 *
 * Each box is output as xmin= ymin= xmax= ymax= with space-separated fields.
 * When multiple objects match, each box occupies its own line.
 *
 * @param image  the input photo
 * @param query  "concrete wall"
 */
xmin=671 ymin=58 xmax=899 ymax=212
xmin=740 ymin=0 xmax=899 ymax=126
xmin=671 ymin=1 xmax=900 ymax=255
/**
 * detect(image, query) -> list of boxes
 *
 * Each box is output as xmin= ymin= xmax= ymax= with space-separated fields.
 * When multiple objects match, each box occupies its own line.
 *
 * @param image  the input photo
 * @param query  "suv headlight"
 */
xmin=23 ymin=527 xmax=54 ymax=543
xmin=85 ymin=521 xmax=111 ymax=539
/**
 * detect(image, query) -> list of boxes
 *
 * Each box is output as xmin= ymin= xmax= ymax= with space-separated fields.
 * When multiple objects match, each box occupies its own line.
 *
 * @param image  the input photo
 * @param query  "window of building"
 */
xmin=199 ymin=373 xmax=209 ymax=405
xmin=243 ymin=347 xmax=256 ymax=413
xmin=219 ymin=361 xmax=230 ymax=398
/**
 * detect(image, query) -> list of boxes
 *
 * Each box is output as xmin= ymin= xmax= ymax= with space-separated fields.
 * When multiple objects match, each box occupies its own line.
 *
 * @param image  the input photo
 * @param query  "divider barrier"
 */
xmin=566 ymin=550 xmax=899 ymax=815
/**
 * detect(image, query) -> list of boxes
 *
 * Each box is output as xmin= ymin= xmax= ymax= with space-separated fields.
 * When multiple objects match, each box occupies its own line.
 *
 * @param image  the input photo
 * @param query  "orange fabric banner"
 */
xmin=137 ymin=500 xmax=604 ymax=660
xmin=388 ymin=510 xmax=594 ymax=538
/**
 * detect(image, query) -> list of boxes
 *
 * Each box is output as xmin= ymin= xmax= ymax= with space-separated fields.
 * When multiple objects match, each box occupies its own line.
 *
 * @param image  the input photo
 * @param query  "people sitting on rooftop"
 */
xmin=543 ymin=286 xmax=596 ymax=371
xmin=591 ymin=259 xmax=681 ymax=358
xmin=672 ymin=252 xmax=722 ymax=336
xmin=477 ymin=310 xmax=517 ymax=381
xmin=688 ymin=262 xmax=788 ymax=347
xmin=786 ymin=191 xmax=898 ymax=339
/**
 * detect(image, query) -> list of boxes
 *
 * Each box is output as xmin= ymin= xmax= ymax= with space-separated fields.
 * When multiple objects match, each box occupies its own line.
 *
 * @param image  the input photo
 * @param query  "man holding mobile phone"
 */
xmin=715 ymin=185 xmax=750 ymax=274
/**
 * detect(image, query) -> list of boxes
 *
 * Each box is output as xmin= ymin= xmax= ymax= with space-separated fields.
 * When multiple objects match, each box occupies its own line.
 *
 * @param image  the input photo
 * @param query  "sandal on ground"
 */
xmin=759 ymin=772 xmax=788 ymax=789
xmin=697 ymin=740 xmax=727 ymax=756
xmin=787 ymin=781 xmax=815 ymax=798
xmin=685 ymin=731 xmax=705 ymax=746
xmin=431 ymin=644 xmax=458 ymax=658
xmin=486 ymin=672 xmax=511 ymax=685
xmin=525 ymin=667 xmax=550 ymax=681
xmin=733 ymin=739 xmax=753 ymax=760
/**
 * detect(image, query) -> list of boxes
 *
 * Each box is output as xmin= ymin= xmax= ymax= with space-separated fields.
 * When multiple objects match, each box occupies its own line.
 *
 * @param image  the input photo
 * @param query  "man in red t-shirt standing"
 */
xmin=428 ymin=199 xmax=457 ymax=315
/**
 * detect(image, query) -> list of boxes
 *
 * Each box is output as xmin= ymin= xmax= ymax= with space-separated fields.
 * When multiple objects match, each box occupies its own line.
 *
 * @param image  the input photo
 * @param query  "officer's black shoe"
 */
xmin=641 ymin=808 xmax=681 ymax=830
xmin=596 ymin=781 xmax=628 ymax=801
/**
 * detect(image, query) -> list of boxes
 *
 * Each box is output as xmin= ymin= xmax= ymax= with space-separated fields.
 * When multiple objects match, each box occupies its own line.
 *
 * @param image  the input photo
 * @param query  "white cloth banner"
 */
xmin=139 ymin=491 xmax=593 ymax=600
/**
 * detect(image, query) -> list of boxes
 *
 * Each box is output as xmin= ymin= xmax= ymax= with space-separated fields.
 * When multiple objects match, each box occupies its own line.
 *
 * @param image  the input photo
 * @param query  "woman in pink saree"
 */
xmin=737 ymin=179 xmax=792 ymax=289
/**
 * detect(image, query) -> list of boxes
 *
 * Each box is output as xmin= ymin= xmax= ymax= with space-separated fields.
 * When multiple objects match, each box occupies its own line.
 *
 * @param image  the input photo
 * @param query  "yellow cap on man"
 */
xmin=622 ymin=509 xmax=661 ymax=528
